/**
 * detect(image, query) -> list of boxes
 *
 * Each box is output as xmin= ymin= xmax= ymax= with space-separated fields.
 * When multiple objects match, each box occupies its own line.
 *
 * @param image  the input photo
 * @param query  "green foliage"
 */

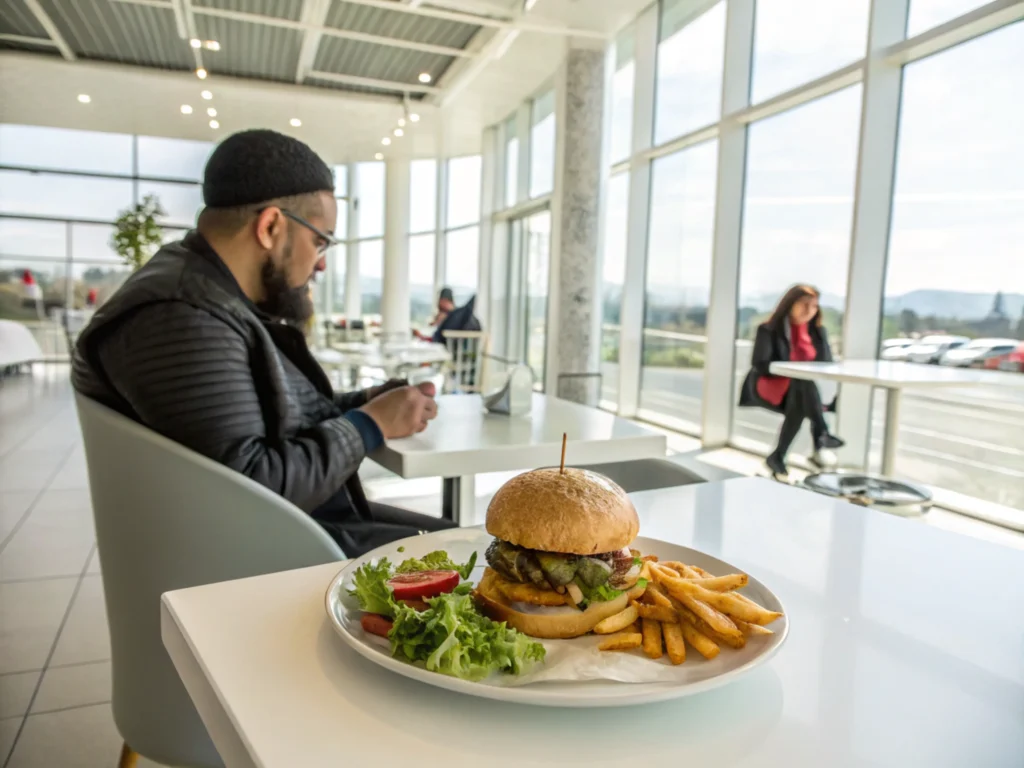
xmin=111 ymin=194 xmax=165 ymax=271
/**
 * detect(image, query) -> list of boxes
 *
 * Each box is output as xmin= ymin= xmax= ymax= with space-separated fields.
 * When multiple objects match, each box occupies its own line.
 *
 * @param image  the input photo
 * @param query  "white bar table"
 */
xmin=370 ymin=393 xmax=667 ymax=524
xmin=161 ymin=477 xmax=1024 ymax=768
xmin=770 ymin=359 xmax=1024 ymax=475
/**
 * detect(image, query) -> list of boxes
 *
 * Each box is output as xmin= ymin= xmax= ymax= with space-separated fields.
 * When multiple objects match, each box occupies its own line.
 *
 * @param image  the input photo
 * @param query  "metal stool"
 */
xmin=801 ymin=471 xmax=933 ymax=516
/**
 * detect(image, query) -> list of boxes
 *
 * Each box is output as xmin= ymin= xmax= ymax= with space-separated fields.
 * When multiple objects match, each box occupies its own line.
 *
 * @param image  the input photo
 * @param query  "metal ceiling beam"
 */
xmin=306 ymin=70 xmax=441 ymax=95
xmin=22 ymin=0 xmax=76 ymax=61
xmin=0 ymin=33 xmax=57 ymax=47
xmin=295 ymin=0 xmax=332 ymax=84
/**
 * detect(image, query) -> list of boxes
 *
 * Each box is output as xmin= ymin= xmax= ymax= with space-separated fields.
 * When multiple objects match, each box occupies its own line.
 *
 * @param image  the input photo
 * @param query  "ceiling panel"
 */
xmin=315 ymin=36 xmax=453 ymax=89
xmin=195 ymin=14 xmax=301 ymax=82
xmin=193 ymin=0 xmax=303 ymax=23
xmin=326 ymin=0 xmax=480 ymax=48
xmin=0 ymin=0 xmax=49 ymax=38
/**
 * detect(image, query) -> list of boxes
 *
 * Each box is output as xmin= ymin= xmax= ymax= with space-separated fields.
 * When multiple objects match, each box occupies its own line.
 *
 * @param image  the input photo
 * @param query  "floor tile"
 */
xmin=6 ymin=703 xmax=122 ymax=768
xmin=0 ymin=449 xmax=66 ymax=493
xmin=50 ymin=576 xmax=111 ymax=667
xmin=47 ymin=456 xmax=89 ymax=491
xmin=0 ymin=497 xmax=95 ymax=581
xmin=0 ymin=578 xmax=78 ymax=674
xmin=86 ymin=548 xmax=101 ymax=575
xmin=32 ymin=661 xmax=111 ymax=714
xmin=0 ymin=493 xmax=36 ymax=544
xmin=1 ymin=717 xmax=22 ymax=766
xmin=0 ymin=671 xmax=40 ymax=719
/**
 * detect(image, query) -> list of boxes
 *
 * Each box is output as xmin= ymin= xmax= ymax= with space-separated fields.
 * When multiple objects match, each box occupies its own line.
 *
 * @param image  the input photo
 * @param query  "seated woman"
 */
xmin=739 ymin=284 xmax=844 ymax=477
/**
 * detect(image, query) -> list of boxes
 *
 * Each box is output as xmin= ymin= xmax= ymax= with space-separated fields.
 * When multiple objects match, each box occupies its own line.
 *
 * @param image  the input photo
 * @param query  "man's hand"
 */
xmin=365 ymin=378 xmax=407 ymax=402
xmin=359 ymin=385 xmax=438 ymax=439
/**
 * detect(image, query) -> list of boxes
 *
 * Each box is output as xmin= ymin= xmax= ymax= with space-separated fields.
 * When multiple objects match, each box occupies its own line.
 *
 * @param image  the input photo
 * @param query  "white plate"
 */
xmin=325 ymin=527 xmax=788 ymax=707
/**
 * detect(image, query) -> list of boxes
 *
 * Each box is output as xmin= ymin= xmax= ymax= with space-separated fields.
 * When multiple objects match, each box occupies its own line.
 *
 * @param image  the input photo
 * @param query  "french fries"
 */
xmin=633 ymin=603 xmax=679 ymax=623
xmin=663 ymin=621 xmax=686 ymax=664
xmin=598 ymin=631 xmax=643 ymax=651
xmin=734 ymin=618 xmax=774 ymax=636
xmin=593 ymin=604 xmax=639 ymax=635
xmin=641 ymin=618 xmax=663 ymax=659
xmin=679 ymin=619 xmax=720 ymax=660
xmin=673 ymin=599 xmax=745 ymax=649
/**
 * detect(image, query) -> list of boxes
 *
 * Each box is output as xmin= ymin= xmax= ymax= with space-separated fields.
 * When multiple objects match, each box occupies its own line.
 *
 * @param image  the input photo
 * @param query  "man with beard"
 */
xmin=72 ymin=129 xmax=454 ymax=556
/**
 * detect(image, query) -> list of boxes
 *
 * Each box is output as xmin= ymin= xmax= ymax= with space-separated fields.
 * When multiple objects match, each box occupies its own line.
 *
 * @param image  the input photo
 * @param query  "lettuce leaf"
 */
xmin=590 ymin=584 xmax=624 ymax=602
xmin=347 ymin=557 xmax=396 ymax=617
xmin=395 ymin=550 xmax=478 ymax=580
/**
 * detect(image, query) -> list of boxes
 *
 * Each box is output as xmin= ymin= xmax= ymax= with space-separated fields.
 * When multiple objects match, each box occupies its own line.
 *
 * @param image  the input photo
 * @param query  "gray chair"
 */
xmin=75 ymin=395 xmax=345 ymax=768
xmin=572 ymin=457 xmax=707 ymax=493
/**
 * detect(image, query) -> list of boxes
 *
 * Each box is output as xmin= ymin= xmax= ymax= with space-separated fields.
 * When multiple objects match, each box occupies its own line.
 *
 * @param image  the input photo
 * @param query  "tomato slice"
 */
xmin=387 ymin=570 xmax=460 ymax=600
xmin=360 ymin=613 xmax=393 ymax=638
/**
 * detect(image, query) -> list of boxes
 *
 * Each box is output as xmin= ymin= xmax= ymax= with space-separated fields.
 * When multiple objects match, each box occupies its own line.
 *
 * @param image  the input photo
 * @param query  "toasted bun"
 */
xmin=486 ymin=467 xmax=639 ymax=555
xmin=474 ymin=568 xmax=630 ymax=639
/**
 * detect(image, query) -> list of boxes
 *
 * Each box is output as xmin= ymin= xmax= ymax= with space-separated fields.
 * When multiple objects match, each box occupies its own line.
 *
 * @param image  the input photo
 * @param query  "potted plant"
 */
xmin=110 ymin=194 xmax=165 ymax=271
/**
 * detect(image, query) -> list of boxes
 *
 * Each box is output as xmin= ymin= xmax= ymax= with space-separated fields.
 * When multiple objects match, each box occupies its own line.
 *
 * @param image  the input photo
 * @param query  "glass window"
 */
xmin=882 ymin=23 xmax=1024 ymax=511
xmin=529 ymin=90 xmax=556 ymax=198
xmin=137 ymin=182 xmax=203 ymax=228
xmin=751 ymin=0 xmax=870 ymax=105
xmin=0 ymin=219 xmax=66 ymax=258
xmin=0 ymin=170 xmax=134 ymax=221
xmin=444 ymin=226 xmax=479 ymax=305
xmin=907 ymin=0 xmax=992 ymax=37
xmin=333 ymin=165 xmax=348 ymax=197
xmin=654 ymin=1 xmax=726 ymax=145
xmin=356 ymin=162 xmax=385 ymax=238
xmin=524 ymin=212 xmax=551 ymax=386
xmin=504 ymin=115 xmax=519 ymax=208
xmin=600 ymin=172 xmax=630 ymax=409
xmin=0 ymin=256 xmax=67 ymax=323
xmin=409 ymin=233 xmax=436 ymax=324
xmin=610 ymin=25 xmax=636 ymax=163
xmin=71 ymin=223 xmax=120 ymax=262
xmin=731 ymin=85 xmax=863 ymax=453
xmin=137 ymin=136 xmax=213 ymax=181
xmin=446 ymin=155 xmax=482 ymax=228
xmin=639 ymin=140 xmax=719 ymax=434
xmin=359 ymin=238 xmax=383 ymax=315
xmin=331 ymin=244 xmax=347 ymax=314
xmin=410 ymin=159 xmax=437 ymax=234
xmin=0 ymin=124 xmax=133 ymax=175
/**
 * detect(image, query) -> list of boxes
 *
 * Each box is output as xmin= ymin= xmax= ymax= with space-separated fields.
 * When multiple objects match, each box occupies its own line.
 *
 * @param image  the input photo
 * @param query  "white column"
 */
xmin=381 ymin=159 xmax=411 ymax=343
xmin=837 ymin=0 xmax=910 ymax=468
xmin=345 ymin=162 xmax=362 ymax=320
xmin=701 ymin=0 xmax=755 ymax=446
xmin=476 ymin=126 xmax=498 ymax=327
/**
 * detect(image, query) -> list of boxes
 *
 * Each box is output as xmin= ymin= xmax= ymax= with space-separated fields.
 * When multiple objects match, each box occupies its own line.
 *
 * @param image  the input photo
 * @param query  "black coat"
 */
xmin=738 ymin=321 xmax=834 ymax=414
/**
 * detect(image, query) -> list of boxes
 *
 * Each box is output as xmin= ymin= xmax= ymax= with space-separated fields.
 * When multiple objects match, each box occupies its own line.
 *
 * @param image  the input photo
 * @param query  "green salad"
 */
xmin=348 ymin=550 xmax=545 ymax=682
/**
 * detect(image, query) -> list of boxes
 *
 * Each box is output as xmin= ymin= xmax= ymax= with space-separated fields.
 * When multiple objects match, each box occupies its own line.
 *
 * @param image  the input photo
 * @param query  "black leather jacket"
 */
xmin=738 ymin=320 xmax=833 ymax=413
xmin=72 ymin=231 xmax=373 ymax=518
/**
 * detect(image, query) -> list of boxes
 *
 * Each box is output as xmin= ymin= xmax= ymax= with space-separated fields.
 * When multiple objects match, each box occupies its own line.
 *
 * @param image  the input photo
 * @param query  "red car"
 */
xmin=993 ymin=342 xmax=1024 ymax=373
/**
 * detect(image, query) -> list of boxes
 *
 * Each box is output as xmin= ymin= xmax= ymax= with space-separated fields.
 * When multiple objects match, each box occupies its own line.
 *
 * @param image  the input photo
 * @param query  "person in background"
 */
xmin=430 ymin=287 xmax=456 ymax=327
xmin=73 ymin=129 xmax=454 ymax=557
xmin=739 ymin=284 xmax=844 ymax=478
xmin=85 ymin=287 xmax=98 ymax=309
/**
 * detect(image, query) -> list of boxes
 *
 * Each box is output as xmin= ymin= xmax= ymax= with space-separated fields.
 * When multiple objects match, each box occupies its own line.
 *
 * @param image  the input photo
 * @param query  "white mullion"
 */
xmin=434 ymin=149 xmax=449 ymax=296
xmin=837 ymin=0 xmax=911 ymax=469
xmin=885 ymin=0 xmax=1024 ymax=65
xmin=515 ymin=102 xmax=531 ymax=206
xmin=616 ymin=1 xmax=658 ymax=418
xmin=345 ymin=162 xmax=362 ymax=320
xmin=701 ymin=0 xmax=755 ymax=446
xmin=477 ymin=125 xmax=499 ymax=326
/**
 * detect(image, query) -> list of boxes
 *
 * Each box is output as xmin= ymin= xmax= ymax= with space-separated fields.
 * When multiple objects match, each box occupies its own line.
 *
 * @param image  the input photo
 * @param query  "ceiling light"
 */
xmin=190 ymin=38 xmax=201 ymax=48
xmin=393 ymin=128 xmax=404 ymax=137
xmin=290 ymin=118 xmax=302 ymax=127
xmin=201 ymin=90 xmax=212 ymax=100
xmin=523 ymin=0 xmax=539 ymax=10
xmin=207 ymin=107 xmax=217 ymax=117
xmin=196 ymin=68 xmax=208 ymax=80
xmin=180 ymin=104 xmax=193 ymax=114
xmin=397 ymin=118 xmax=406 ymax=127
xmin=374 ymin=152 xmax=383 ymax=160
xmin=418 ymin=72 xmax=431 ymax=84
xmin=209 ymin=119 xmax=220 ymax=129
xmin=409 ymin=113 xmax=420 ymax=123
xmin=204 ymin=40 xmax=220 ymax=51
xmin=381 ymin=137 xmax=391 ymax=146
xmin=77 ymin=94 xmax=91 ymax=104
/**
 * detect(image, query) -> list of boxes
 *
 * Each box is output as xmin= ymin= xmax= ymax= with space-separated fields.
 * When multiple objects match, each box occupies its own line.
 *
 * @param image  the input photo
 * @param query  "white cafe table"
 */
xmin=770 ymin=359 xmax=1024 ymax=476
xmin=369 ymin=393 xmax=668 ymax=524
xmin=160 ymin=477 xmax=1024 ymax=768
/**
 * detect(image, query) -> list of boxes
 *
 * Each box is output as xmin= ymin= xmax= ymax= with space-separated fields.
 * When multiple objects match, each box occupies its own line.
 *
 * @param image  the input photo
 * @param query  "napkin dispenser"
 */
xmin=484 ymin=365 xmax=533 ymax=416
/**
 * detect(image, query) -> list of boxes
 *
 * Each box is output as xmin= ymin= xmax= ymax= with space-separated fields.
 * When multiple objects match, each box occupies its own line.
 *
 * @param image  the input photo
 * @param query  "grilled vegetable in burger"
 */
xmin=473 ymin=467 xmax=643 ymax=639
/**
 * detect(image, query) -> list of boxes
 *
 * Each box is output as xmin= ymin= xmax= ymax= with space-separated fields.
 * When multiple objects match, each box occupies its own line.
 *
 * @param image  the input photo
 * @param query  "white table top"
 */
xmin=370 ymin=393 xmax=668 ymax=478
xmin=160 ymin=477 xmax=1024 ymax=767
xmin=770 ymin=359 xmax=1024 ymax=389
xmin=314 ymin=343 xmax=450 ymax=369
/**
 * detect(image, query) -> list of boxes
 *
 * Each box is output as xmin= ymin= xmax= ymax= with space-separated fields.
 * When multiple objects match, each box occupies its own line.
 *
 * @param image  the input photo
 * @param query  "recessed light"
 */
xmin=204 ymin=40 xmax=220 ymax=51
xmin=196 ymin=68 xmax=208 ymax=80
xmin=409 ymin=113 xmax=420 ymax=123
xmin=393 ymin=128 xmax=404 ymax=137
xmin=381 ymin=137 xmax=391 ymax=146
xmin=190 ymin=38 xmax=201 ymax=48
xmin=397 ymin=118 xmax=406 ymax=127
xmin=374 ymin=152 xmax=383 ymax=160
xmin=180 ymin=104 xmax=193 ymax=114
xmin=207 ymin=107 xmax=217 ymax=117
xmin=77 ymin=94 xmax=91 ymax=104
xmin=201 ymin=90 xmax=212 ymax=100
xmin=209 ymin=119 xmax=219 ymax=129
xmin=418 ymin=72 xmax=432 ymax=84
xmin=290 ymin=118 xmax=302 ymax=127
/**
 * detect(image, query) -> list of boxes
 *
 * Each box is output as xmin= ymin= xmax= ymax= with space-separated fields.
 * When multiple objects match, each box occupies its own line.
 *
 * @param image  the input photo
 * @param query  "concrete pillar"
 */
xmin=381 ymin=159 xmax=411 ymax=342
xmin=544 ymin=42 xmax=607 ymax=404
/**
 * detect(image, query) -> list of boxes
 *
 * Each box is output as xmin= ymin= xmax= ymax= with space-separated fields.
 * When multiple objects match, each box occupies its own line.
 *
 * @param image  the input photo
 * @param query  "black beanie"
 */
xmin=202 ymin=129 xmax=334 ymax=208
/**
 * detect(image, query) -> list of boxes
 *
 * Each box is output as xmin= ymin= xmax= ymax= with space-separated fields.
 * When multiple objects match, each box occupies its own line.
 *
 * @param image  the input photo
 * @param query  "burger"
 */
xmin=473 ymin=467 xmax=643 ymax=639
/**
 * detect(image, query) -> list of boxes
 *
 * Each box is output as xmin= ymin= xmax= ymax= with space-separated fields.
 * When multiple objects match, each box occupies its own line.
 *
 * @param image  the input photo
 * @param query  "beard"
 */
xmin=257 ymin=236 xmax=314 ymax=325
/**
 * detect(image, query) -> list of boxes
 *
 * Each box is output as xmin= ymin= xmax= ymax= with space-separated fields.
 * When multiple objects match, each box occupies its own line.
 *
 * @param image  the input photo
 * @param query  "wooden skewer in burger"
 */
xmin=474 ymin=434 xmax=643 ymax=638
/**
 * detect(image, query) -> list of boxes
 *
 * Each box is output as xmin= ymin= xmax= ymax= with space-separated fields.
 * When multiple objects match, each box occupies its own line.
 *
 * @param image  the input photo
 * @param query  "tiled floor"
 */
xmin=1 ymin=367 xmax=1021 ymax=767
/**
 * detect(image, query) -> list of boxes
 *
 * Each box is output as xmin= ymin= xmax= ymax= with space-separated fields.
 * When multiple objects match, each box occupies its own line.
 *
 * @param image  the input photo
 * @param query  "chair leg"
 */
xmin=118 ymin=742 xmax=138 ymax=768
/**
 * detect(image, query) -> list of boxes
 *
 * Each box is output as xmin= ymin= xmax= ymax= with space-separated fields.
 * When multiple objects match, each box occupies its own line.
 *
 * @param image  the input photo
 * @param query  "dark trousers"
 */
xmin=771 ymin=379 xmax=830 ymax=460
xmin=317 ymin=500 xmax=457 ymax=558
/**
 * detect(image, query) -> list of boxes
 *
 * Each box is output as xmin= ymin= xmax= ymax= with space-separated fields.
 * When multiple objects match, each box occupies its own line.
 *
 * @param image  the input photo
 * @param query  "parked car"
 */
xmin=939 ymin=338 xmax=1019 ymax=368
xmin=997 ymin=342 xmax=1024 ymax=373
xmin=880 ymin=338 xmax=916 ymax=361
xmin=904 ymin=335 xmax=970 ymax=364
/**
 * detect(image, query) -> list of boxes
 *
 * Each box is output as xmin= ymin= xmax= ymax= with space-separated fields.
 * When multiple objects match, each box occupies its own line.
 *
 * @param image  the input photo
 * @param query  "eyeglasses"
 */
xmin=278 ymin=208 xmax=341 ymax=255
